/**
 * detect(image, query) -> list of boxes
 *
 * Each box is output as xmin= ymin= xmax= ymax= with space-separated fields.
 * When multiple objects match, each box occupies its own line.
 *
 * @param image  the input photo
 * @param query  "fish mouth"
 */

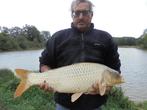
xmin=121 ymin=77 xmax=125 ymax=83
xmin=112 ymin=76 xmax=125 ymax=84
xmin=116 ymin=76 xmax=125 ymax=84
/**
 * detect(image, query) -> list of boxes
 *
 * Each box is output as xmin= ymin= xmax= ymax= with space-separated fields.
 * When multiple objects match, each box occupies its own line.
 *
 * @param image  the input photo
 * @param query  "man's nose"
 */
xmin=79 ymin=13 xmax=84 ymax=19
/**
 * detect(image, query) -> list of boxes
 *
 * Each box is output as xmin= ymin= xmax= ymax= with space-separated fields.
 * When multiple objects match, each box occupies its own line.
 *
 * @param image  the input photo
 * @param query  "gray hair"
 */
xmin=71 ymin=0 xmax=94 ymax=13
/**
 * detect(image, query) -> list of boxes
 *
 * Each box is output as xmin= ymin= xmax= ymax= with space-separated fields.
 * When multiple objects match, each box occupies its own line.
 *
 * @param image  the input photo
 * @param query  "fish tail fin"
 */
xmin=14 ymin=69 xmax=31 ymax=98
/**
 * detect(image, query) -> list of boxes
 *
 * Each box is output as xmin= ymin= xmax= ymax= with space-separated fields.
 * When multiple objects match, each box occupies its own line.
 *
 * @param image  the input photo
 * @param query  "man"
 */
xmin=39 ymin=0 xmax=121 ymax=110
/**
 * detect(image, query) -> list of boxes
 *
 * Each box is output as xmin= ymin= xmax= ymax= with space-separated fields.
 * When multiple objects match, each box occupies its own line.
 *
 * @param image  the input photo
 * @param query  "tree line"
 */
xmin=0 ymin=25 xmax=147 ymax=52
xmin=0 ymin=25 xmax=51 ymax=51
xmin=113 ymin=28 xmax=147 ymax=49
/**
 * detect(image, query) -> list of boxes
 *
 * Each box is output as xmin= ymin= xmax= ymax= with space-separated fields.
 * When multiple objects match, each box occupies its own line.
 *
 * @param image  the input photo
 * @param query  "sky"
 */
xmin=0 ymin=0 xmax=147 ymax=38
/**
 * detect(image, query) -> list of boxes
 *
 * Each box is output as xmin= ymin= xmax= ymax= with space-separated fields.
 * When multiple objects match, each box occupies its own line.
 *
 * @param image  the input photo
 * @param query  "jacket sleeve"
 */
xmin=105 ymin=36 xmax=121 ymax=73
xmin=39 ymin=36 xmax=56 ymax=69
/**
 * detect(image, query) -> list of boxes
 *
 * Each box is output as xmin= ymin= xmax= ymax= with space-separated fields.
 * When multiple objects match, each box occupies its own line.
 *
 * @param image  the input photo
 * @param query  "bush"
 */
xmin=0 ymin=35 xmax=20 ymax=51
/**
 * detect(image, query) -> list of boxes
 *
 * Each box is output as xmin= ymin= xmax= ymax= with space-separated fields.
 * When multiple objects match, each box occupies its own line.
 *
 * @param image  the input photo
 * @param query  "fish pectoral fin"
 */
xmin=71 ymin=92 xmax=83 ymax=102
xmin=99 ymin=83 xmax=106 ymax=96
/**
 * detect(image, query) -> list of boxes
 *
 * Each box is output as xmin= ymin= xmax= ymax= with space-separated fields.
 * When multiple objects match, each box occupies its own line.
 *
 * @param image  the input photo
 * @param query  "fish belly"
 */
xmin=46 ymin=63 xmax=104 ymax=93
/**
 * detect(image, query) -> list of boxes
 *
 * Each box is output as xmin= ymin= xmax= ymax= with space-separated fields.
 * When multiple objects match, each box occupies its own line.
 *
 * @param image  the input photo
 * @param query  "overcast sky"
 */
xmin=0 ymin=0 xmax=147 ymax=38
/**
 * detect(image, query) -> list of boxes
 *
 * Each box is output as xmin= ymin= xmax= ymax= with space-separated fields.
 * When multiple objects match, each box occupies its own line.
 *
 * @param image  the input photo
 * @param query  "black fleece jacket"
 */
xmin=39 ymin=23 xmax=121 ymax=110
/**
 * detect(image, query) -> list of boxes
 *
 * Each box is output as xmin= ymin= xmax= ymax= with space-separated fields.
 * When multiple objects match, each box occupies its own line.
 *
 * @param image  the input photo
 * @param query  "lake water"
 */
xmin=0 ymin=47 xmax=147 ymax=102
xmin=0 ymin=49 xmax=42 ymax=70
xmin=119 ymin=48 xmax=147 ymax=102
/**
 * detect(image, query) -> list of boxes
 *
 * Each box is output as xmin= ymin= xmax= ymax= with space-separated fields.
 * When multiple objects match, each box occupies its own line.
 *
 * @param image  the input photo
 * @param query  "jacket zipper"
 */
xmin=81 ymin=33 xmax=85 ymax=61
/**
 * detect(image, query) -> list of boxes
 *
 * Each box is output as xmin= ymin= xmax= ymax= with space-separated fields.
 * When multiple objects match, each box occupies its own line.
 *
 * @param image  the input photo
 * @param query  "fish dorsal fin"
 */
xmin=71 ymin=93 xmax=83 ymax=102
xmin=99 ymin=82 xmax=106 ymax=96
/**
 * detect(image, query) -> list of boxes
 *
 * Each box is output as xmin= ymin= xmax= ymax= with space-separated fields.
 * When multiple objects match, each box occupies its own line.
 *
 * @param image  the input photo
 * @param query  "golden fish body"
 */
xmin=14 ymin=62 xmax=124 ymax=102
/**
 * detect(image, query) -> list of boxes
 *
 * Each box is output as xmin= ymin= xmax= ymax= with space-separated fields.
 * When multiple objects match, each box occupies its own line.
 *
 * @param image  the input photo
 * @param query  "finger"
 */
xmin=39 ymin=83 xmax=45 ymax=89
xmin=92 ymin=82 xmax=99 ymax=90
xmin=43 ymin=81 xmax=52 ymax=91
xmin=48 ymin=87 xmax=54 ymax=92
xmin=44 ymin=82 xmax=55 ymax=92
xmin=38 ymin=80 xmax=47 ymax=89
xmin=106 ymin=86 xmax=112 ymax=91
xmin=105 ymin=86 xmax=112 ymax=94
xmin=38 ymin=80 xmax=55 ymax=92
xmin=89 ymin=83 xmax=99 ymax=95
xmin=44 ymin=83 xmax=49 ymax=91
xmin=92 ymin=84 xmax=96 ymax=90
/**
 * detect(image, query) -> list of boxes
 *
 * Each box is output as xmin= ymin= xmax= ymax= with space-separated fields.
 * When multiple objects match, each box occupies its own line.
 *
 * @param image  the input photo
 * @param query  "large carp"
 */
xmin=14 ymin=62 xmax=124 ymax=102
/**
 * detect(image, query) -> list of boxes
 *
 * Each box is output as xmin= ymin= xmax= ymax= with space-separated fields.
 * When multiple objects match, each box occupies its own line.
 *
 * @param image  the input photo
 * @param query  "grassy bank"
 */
xmin=0 ymin=69 xmax=146 ymax=110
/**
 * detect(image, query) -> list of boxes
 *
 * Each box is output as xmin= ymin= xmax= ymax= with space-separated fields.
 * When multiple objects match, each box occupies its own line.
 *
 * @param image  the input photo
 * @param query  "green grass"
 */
xmin=0 ymin=69 xmax=55 ymax=110
xmin=101 ymin=88 xmax=139 ymax=110
xmin=0 ymin=69 xmax=147 ymax=110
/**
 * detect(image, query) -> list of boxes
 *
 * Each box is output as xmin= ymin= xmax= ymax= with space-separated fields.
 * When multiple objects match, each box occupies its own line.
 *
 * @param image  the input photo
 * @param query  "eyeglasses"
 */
xmin=72 ymin=10 xmax=92 ymax=18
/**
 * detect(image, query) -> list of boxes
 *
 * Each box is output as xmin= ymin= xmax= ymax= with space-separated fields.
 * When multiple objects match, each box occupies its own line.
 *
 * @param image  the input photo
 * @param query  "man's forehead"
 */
xmin=73 ymin=2 xmax=90 ymax=11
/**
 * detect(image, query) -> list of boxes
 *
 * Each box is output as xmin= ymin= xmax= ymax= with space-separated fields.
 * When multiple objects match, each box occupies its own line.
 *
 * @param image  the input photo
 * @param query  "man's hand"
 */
xmin=39 ymin=81 xmax=55 ymax=92
xmin=105 ymin=86 xmax=112 ymax=94
xmin=40 ymin=65 xmax=50 ymax=72
xmin=88 ymin=82 xmax=112 ymax=95
xmin=39 ymin=65 xmax=55 ymax=92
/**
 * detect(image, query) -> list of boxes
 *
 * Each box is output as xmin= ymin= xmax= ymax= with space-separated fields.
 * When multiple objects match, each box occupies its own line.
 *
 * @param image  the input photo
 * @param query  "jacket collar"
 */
xmin=71 ymin=23 xmax=94 ymax=34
